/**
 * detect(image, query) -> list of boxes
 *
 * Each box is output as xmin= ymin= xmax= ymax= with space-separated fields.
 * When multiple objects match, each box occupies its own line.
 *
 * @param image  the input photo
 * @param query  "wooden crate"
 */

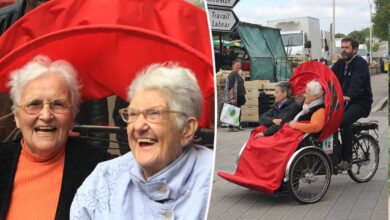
xmin=241 ymin=70 xmax=250 ymax=79
xmin=245 ymin=96 xmax=258 ymax=105
xmin=241 ymin=105 xmax=259 ymax=122
xmin=245 ymin=91 xmax=259 ymax=98
xmin=263 ymin=82 xmax=276 ymax=90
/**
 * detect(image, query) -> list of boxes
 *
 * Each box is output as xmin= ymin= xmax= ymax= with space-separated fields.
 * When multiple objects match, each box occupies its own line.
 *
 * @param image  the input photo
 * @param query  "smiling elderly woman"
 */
xmin=289 ymin=80 xmax=326 ymax=134
xmin=0 ymin=55 xmax=113 ymax=220
xmin=70 ymin=63 xmax=214 ymax=220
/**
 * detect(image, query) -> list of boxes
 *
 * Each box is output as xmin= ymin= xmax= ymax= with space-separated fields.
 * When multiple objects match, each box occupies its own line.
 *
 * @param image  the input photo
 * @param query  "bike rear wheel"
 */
xmin=348 ymin=134 xmax=379 ymax=183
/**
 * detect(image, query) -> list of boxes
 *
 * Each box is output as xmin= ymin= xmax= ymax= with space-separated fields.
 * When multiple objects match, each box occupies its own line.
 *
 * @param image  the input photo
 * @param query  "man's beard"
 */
xmin=341 ymin=51 xmax=354 ymax=60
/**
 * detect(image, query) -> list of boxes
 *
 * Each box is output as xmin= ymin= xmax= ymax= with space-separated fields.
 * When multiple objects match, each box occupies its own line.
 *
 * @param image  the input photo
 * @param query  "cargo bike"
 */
xmin=219 ymin=61 xmax=379 ymax=204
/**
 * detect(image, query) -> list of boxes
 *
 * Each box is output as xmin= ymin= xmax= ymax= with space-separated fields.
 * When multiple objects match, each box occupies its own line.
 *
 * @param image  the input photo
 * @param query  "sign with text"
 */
xmin=208 ymin=8 xmax=239 ymax=32
xmin=207 ymin=0 xmax=240 ymax=8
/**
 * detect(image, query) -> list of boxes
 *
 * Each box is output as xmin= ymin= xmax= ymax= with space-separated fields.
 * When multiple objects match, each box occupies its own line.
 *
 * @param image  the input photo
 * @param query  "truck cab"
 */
xmin=281 ymin=31 xmax=311 ymax=58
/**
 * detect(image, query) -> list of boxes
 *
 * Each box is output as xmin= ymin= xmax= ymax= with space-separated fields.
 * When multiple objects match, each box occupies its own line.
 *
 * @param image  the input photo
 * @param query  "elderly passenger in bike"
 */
xmin=255 ymin=81 xmax=299 ymax=138
xmin=70 ymin=63 xmax=213 ymax=220
xmin=289 ymin=80 xmax=326 ymax=134
xmin=0 ymin=55 xmax=113 ymax=220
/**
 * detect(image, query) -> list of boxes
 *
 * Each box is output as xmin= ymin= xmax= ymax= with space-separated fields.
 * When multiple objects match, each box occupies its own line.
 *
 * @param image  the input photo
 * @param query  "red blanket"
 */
xmin=218 ymin=124 xmax=305 ymax=194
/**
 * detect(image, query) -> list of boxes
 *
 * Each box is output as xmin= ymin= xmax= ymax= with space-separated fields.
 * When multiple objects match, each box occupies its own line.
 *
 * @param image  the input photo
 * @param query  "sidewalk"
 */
xmin=208 ymin=73 xmax=388 ymax=220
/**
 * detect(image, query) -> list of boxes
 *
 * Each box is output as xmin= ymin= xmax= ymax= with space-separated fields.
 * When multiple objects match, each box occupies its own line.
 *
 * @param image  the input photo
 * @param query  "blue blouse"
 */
xmin=70 ymin=145 xmax=213 ymax=220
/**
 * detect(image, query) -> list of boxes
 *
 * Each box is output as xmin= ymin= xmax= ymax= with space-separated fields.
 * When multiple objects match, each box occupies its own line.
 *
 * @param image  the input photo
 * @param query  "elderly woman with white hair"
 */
xmin=0 ymin=55 xmax=114 ymax=220
xmin=70 ymin=63 xmax=213 ymax=220
xmin=289 ymin=80 xmax=326 ymax=134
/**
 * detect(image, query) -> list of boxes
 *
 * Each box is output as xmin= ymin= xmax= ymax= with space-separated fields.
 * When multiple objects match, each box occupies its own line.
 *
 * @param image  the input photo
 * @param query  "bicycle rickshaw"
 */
xmin=218 ymin=61 xmax=379 ymax=204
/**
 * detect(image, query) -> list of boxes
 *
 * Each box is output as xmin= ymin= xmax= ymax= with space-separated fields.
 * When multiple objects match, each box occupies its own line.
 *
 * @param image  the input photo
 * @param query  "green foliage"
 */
xmin=362 ymin=28 xmax=370 ymax=37
xmin=364 ymin=40 xmax=380 ymax=52
xmin=335 ymin=33 xmax=346 ymax=38
xmin=348 ymin=30 xmax=366 ymax=44
xmin=373 ymin=0 xmax=390 ymax=40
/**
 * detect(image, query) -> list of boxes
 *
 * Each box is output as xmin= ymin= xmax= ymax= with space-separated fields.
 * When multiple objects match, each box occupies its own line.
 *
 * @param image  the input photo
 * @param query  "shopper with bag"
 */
xmin=226 ymin=59 xmax=246 ymax=131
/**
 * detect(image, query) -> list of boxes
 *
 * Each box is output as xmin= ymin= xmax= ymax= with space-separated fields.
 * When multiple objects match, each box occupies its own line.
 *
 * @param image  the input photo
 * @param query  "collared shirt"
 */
xmin=70 ymin=145 xmax=213 ymax=220
xmin=277 ymin=99 xmax=287 ymax=109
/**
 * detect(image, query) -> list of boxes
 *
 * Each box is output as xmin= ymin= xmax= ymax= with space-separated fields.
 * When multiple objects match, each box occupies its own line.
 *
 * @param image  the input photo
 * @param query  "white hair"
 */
xmin=128 ymin=63 xmax=203 ymax=128
xmin=7 ymin=55 xmax=82 ymax=118
xmin=306 ymin=80 xmax=324 ymax=98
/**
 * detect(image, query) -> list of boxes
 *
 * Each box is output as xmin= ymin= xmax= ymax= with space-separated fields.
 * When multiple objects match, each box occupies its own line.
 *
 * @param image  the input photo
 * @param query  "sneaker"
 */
xmin=337 ymin=161 xmax=352 ymax=171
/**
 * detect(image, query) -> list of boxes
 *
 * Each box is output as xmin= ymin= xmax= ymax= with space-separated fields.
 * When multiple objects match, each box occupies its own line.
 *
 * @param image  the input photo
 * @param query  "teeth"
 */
xmin=138 ymin=138 xmax=156 ymax=144
xmin=35 ymin=126 xmax=56 ymax=132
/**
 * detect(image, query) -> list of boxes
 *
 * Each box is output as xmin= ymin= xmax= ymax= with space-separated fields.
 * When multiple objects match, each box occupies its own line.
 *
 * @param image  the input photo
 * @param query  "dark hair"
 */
xmin=276 ymin=81 xmax=292 ymax=98
xmin=341 ymin=37 xmax=359 ymax=50
xmin=232 ymin=59 xmax=241 ymax=66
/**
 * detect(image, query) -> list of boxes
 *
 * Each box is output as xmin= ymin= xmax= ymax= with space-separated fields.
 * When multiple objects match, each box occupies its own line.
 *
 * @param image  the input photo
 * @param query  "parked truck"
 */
xmin=267 ymin=17 xmax=327 ymax=62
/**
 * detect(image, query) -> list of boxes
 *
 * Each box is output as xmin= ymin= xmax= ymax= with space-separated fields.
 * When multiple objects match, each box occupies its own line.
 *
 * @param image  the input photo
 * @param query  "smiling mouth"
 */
xmin=138 ymin=138 xmax=157 ymax=147
xmin=34 ymin=126 xmax=57 ymax=132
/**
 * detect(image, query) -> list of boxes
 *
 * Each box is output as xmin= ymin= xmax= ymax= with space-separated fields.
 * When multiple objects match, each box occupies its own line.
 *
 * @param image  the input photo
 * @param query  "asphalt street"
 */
xmin=207 ymin=73 xmax=388 ymax=220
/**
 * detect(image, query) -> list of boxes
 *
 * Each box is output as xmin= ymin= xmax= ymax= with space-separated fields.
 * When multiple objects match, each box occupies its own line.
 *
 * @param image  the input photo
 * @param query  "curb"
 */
xmin=371 ymin=97 xmax=388 ymax=112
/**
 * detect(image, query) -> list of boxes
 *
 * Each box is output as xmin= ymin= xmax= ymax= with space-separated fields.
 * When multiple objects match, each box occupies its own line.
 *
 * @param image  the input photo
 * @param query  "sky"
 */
xmin=233 ymin=0 xmax=375 ymax=35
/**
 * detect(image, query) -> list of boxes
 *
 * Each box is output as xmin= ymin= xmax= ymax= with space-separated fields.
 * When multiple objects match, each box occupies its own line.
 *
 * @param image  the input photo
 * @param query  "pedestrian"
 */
xmin=227 ymin=59 xmax=246 ymax=131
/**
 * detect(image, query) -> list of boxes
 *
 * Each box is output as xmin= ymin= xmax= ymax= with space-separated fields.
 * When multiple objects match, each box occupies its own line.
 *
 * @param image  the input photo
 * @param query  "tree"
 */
xmin=348 ymin=30 xmax=366 ymax=43
xmin=373 ymin=0 xmax=390 ymax=40
xmin=335 ymin=33 xmax=346 ymax=38
xmin=362 ymin=28 xmax=370 ymax=37
xmin=365 ymin=40 xmax=379 ymax=52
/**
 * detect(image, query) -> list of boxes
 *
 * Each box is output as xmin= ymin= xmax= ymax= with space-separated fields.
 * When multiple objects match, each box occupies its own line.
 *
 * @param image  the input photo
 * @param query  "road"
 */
xmin=207 ymin=73 xmax=388 ymax=220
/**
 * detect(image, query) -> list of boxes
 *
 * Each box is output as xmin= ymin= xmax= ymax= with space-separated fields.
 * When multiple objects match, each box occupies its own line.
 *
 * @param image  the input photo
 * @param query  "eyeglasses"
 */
xmin=19 ymin=100 xmax=72 ymax=115
xmin=119 ymin=106 xmax=187 ymax=123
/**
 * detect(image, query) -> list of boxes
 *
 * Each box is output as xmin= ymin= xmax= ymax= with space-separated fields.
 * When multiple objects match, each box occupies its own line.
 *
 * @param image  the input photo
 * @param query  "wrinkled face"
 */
xmin=232 ymin=62 xmax=241 ymax=72
xmin=304 ymin=87 xmax=317 ymax=104
xmin=127 ymin=89 xmax=184 ymax=179
xmin=274 ymin=86 xmax=287 ymax=103
xmin=14 ymin=73 xmax=74 ymax=157
xmin=341 ymin=41 xmax=357 ymax=60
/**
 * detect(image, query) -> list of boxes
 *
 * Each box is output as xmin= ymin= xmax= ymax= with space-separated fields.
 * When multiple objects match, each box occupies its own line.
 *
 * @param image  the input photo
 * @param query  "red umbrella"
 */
xmin=289 ymin=61 xmax=344 ymax=141
xmin=0 ymin=0 xmax=214 ymax=128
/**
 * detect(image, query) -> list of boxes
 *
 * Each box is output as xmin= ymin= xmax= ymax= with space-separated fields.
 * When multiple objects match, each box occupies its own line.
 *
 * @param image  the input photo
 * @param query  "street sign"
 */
xmin=208 ymin=8 xmax=239 ymax=32
xmin=207 ymin=0 xmax=240 ymax=8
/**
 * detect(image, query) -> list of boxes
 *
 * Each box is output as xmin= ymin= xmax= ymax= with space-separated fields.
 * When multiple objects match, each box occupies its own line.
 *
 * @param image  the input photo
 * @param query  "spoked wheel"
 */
xmin=348 ymin=135 xmax=379 ymax=183
xmin=287 ymin=148 xmax=331 ymax=204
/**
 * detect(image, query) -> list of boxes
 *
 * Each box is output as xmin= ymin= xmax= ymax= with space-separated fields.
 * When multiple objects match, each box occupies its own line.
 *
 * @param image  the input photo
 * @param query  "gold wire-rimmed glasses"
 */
xmin=18 ymin=99 xmax=72 ymax=115
xmin=118 ymin=105 xmax=187 ymax=123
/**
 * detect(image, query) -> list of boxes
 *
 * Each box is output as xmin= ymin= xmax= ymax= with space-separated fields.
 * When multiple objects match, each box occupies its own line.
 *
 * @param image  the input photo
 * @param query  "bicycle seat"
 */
xmin=352 ymin=120 xmax=378 ymax=133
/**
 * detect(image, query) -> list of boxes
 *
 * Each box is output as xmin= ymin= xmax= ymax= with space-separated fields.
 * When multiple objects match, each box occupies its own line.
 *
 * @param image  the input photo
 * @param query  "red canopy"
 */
xmin=0 ymin=0 xmax=14 ymax=8
xmin=289 ymin=61 xmax=344 ymax=141
xmin=0 ymin=0 xmax=214 ymax=128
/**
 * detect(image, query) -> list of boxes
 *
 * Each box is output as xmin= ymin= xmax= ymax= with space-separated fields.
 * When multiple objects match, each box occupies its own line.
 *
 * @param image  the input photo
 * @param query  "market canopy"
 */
xmin=213 ymin=40 xmax=244 ymax=48
xmin=237 ymin=22 xmax=291 ymax=81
